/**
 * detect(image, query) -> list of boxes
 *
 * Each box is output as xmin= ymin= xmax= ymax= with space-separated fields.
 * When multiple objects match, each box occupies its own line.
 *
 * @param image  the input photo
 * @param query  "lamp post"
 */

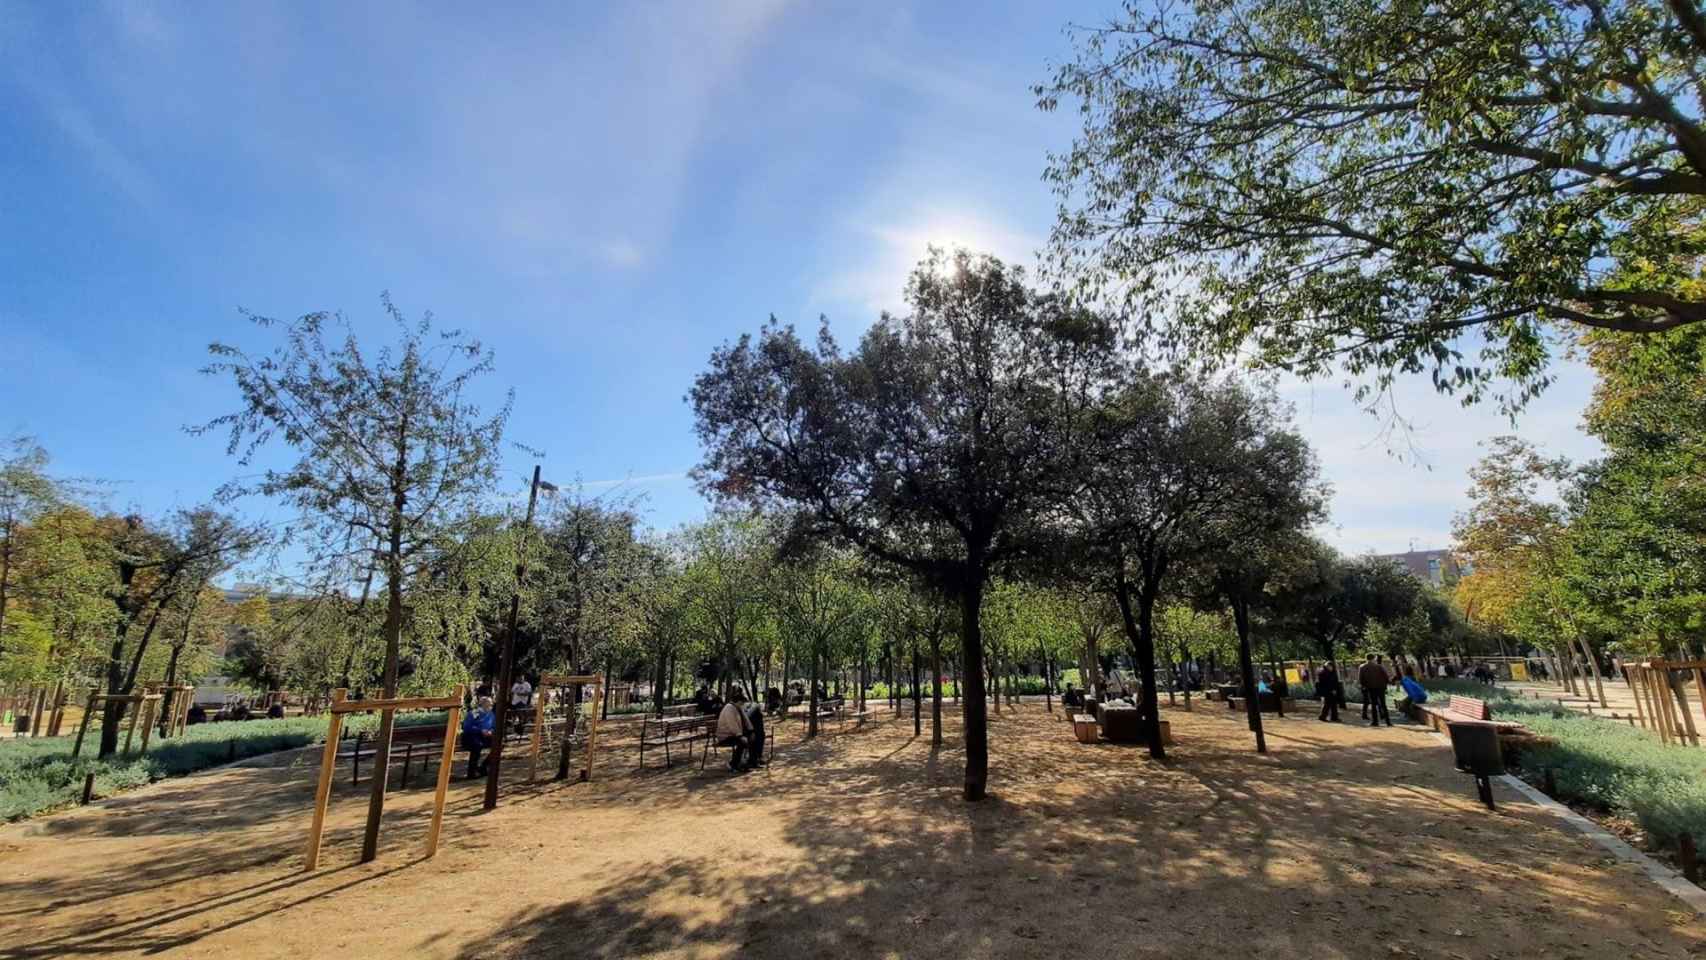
xmin=484 ymin=465 xmax=555 ymax=810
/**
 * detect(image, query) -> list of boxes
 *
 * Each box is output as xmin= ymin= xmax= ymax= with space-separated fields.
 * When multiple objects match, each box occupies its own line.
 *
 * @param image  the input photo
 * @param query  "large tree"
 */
xmin=199 ymin=297 xmax=509 ymax=861
xmin=690 ymin=249 xmax=1112 ymax=800
xmin=1453 ymin=436 xmax=1608 ymax=704
xmin=1042 ymin=0 xmax=1706 ymax=409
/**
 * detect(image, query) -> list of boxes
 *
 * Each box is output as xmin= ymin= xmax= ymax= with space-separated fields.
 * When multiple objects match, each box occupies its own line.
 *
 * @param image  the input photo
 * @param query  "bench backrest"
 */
xmin=1447 ymin=694 xmax=1490 ymax=720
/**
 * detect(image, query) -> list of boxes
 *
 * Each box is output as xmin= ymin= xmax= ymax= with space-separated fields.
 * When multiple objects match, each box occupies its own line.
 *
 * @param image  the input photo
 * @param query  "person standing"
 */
xmin=1316 ymin=661 xmax=1343 ymax=722
xmin=509 ymin=675 xmax=534 ymax=736
xmin=1358 ymin=654 xmax=1391 ymax=727
xmin=741 ymin=696 xmax=768 ymax=768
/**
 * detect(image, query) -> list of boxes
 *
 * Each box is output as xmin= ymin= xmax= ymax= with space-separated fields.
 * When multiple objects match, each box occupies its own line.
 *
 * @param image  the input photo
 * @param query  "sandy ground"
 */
xmin=2 ymin=702 xmax=1701 ymax=960
xmin=1509 ymin=677 xmax=1706 ymax=734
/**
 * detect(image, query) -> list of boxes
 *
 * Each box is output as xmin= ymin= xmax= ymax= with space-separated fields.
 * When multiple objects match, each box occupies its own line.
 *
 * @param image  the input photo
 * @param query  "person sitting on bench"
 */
xmin=463 ymin=696 xmax=496 ymax=779
xmin=1062 ymin=683 xmax=1083 ymax=709
xmin=694 ymin=684 xmax=721 ymax=715
xmin=715 ymin=689 xmax=757 ymax=772
xmin=187 ymin=704 xmax=207 ymax=725
xmin=764 ymin=686 xmax=783 ymax=716
xmin=1397 ymin=668 xmax=1428 ymax=712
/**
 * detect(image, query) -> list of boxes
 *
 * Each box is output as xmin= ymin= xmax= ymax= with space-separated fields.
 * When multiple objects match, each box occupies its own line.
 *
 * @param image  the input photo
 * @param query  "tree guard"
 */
xmin=70 ymin=690 xmax=163 ymax=759
xmin=528 ymin=674 xmax=604 ymax=783
xmin=304 ymin=686 xmax=464 ymax=871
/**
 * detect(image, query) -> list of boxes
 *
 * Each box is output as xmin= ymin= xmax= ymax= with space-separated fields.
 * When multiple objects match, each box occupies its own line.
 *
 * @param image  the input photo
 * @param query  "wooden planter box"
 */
xmin=1072 ymin=714 xmax=1099 ymax=743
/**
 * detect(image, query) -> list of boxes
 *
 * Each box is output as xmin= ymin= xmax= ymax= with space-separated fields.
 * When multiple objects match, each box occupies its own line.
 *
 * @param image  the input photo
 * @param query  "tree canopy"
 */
xmin=1042 ymin=0 xmax=1706 ymax=409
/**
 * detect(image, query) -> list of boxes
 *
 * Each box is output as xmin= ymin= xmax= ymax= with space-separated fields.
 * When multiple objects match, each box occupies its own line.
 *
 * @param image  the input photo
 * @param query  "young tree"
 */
xmin=1071 ymin=369 xmax=1323 ymax=757
xmin=96 ymin=509 xmax=260 ymax=756
xmin=198 ymin=297 xmax=509 ymax=861
xmin=680 ymin=513 xmax=775 ymax=699
xmin=1453 ymin=437 xmax=1608 ymax=705
xmin=770 ymin=546 xmax=866 ymax=739
xmin=1042 ymin=0 xmax=1706 ymax=410
xmin=690 ymin=250 xmax=1112 ymax=800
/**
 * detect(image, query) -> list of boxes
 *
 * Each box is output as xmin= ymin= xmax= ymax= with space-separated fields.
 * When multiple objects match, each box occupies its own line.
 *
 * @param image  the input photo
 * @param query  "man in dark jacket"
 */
xmin=1316 ymin=662 xmax=1343 ymax=722
xmin=1357 ymin=654 xmax=1391 ymax=727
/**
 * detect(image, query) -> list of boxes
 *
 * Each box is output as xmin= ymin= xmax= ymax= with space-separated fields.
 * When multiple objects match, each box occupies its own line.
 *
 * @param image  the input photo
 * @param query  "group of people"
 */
xmin=457 ymin=675 xmax=543 ymax=779
xmin=1313 ymin=655 xmax=1431 ymax=727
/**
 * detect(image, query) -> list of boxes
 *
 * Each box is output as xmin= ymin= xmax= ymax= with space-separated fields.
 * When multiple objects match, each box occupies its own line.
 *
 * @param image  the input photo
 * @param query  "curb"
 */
xmin=1422 ymin=724 xmax=1705 ymax=916
xmin=1499 ymin=772 xmax=1706 ymax=916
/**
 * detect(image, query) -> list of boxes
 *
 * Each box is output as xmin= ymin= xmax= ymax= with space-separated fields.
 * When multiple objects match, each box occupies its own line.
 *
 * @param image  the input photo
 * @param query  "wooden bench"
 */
xmin=1414 ymin=694 xmax=1523 ymax=733
xmin=1227 ymin=695 xmax=1297 ymax=714
xmin=639 ymin=714 xmax=713 ymax=768
xmin=337 ymin=725 xmax=450 ymax=787
xmin=699 ymin=719 xmax=776 ymax=770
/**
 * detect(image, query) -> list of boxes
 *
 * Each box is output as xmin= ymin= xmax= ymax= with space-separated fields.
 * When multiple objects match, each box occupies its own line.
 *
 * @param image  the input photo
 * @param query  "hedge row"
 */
xmin=0 ymin=711 xmax=444 ymax=822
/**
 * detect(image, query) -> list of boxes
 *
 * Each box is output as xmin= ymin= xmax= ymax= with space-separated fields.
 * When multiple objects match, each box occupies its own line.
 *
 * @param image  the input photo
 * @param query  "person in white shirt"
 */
xmin=715 ymin=689 xmax=756 ymax=772
xmin=509 ymin=677 xmax=534 ymax=735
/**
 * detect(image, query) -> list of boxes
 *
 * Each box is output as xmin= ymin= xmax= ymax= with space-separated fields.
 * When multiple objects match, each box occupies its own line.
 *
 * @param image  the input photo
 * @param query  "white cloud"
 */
xmin=597 ymin=240 xmax=646 ymax=269
xmin=1283 ymin=358 xmax=1603 ymax=556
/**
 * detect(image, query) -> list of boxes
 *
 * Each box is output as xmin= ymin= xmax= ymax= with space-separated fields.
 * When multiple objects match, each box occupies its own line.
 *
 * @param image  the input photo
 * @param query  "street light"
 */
xmin=485 ymin=465 xmax=554 ymax=810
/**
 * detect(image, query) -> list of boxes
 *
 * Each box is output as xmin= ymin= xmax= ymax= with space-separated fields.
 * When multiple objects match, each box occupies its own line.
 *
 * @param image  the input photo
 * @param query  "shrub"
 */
xmin=1502 ymin=700 xmax=1706 ymax=853
xmin=0 ymin=710 xmax=445 ymax=822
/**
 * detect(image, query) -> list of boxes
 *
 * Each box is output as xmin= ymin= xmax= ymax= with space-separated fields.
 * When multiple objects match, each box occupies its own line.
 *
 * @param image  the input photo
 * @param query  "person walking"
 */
xmin=1316 ymin=661 xmax=1343 ymax=722
xmin=1358 ymin=654 xmax=1391 ymax=727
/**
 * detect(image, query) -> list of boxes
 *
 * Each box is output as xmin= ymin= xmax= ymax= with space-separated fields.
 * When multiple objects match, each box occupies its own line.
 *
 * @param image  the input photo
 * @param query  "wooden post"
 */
xmin=1624 ymin=666 xmax=1648 ymax=730
xmin=528 ymin=690 xmax=546 ymax=782
xmin=138 ymin=697 xmax=158 ymax=755
xmin=304 ymin=689 xmax=348 ymax=872
xmin=1651 ymin=667 xmax=1678 ymax=745
xmin=583 ymin=679 xmax=604 ymax=781
xmin=71 ymin=689 xmax=98 ymax=759
xmin=424 ymin=685 xmax=465 ymax=859
xmin=1681 ymin=833 xmax=1700 ymax=884
xmin=1668 ymin=666 xmax=1700 ymax=747
xmin=81 ymin=772 xmax=96 ymax=804
xmin=122 ymin=695 xmax=142 ymax=757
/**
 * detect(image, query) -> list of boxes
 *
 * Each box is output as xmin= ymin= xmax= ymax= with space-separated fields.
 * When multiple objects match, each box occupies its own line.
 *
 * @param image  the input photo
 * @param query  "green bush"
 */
xmin=1502 ymin=700 xmax=1706 ymax=853
xmin=0 ymin=711 xmax=444 ymax=822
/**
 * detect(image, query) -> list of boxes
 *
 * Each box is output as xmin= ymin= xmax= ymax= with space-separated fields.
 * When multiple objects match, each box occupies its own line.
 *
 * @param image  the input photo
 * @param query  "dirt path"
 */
xmin=1 ymin=703 xmax=1700 ymax=959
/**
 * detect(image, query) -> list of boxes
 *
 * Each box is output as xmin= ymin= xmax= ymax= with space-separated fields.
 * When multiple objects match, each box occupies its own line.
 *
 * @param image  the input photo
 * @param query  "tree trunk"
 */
xmin=1233 ymin=598 xmax=1266 ymax=754
xmin=1577 ymin=636 xmax=1608 ymax=708
xmin=931 ymin=633 xmax=944 ymax=746
xmin=361 ymin=516 xmax=406 ymax=864
xmin=807 ymin=646 xmax=821 ymax=739
xmin=958 ymin=578 xmax=989 ymax=801
xmin=1042 ymin=643 xmax=1054 ymax=714
xmin=912 ymin=642 xmax=922 ymax=737
xmin=1112 ymin=566 xmax=1166 ymax=760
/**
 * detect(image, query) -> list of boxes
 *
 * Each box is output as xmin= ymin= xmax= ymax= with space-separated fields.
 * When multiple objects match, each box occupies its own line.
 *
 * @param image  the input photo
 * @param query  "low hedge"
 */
xmin=0 ymin=711 xmax=444 ymax=822
xmin=1501 ymin=699 xmax=1706 ymax=853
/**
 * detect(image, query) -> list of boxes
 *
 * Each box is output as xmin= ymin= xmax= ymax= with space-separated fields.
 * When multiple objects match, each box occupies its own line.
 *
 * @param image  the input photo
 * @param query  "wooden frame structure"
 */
xmin=144 ymin=683 xmax=195 ymax=738
xmin=70 ymin=689 xmax=164 ymax=759
xmin=1622 ymin=660 xmax=1706 ymax=747
xmin=526 ymin=674 xmax=605 ymax=782
xmin=304 ymin=685 xmax=465 ymax=871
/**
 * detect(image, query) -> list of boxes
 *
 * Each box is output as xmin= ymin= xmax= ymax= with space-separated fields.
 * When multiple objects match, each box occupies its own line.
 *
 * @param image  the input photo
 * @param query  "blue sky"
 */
xmin=1 ymin=0 xmax=1601 ymax=568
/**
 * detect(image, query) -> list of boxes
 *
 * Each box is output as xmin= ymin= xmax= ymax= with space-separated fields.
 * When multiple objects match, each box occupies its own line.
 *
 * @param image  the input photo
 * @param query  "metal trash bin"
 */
xmin=1447 ymin=721 xmax=1503 ymax=809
